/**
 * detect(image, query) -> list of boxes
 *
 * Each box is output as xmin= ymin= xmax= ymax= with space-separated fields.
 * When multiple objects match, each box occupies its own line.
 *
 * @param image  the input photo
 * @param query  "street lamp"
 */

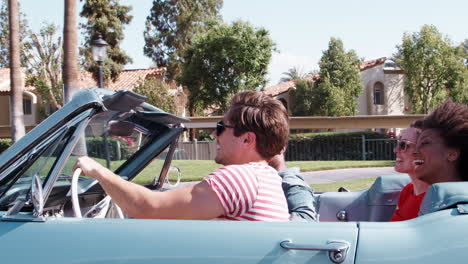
xmin=90 ymin=34 xmax=108 ymax=88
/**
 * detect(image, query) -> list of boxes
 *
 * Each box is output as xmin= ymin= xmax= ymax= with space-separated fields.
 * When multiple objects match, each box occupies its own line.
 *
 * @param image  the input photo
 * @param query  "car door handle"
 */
xmin=280 ymin=240 xmax=350 ymax=264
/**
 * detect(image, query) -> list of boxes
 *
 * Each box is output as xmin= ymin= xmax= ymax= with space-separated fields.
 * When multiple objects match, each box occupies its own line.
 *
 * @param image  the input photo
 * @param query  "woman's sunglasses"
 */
xmin=216 ymin=121 xmax=236 ymax=136
xmin=396 ymin=140 xmax=414 ymax=152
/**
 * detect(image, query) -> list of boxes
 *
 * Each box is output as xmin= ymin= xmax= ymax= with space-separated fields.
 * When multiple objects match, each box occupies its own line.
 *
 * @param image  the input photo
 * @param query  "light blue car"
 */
xmin=0 ymin=88 xmax=467 ymax=263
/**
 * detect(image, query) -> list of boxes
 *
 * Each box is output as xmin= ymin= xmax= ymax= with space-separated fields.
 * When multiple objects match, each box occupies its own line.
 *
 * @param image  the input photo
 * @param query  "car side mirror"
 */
xmin=165 ymin=166 xmax=181 ymax=188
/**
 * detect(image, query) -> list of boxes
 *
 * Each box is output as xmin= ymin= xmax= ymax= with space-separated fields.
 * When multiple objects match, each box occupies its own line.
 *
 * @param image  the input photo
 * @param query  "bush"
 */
xmin=86 ymin=137 xmax=133 ymax=161
xmin=0 ymin=138 xmax=12 ymax=153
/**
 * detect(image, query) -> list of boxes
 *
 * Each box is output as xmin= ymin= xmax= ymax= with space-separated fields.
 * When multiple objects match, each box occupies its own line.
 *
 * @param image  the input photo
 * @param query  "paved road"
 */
xmin=300 ymin=167 xmax=397 ymax=184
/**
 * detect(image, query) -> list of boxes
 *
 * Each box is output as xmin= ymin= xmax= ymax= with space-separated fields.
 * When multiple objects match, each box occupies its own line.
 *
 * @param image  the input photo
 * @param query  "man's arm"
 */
xmin=75 ymin=156 xmax=224 ymax=219
xmin=280 ymin=167 xmax=319 ymax=222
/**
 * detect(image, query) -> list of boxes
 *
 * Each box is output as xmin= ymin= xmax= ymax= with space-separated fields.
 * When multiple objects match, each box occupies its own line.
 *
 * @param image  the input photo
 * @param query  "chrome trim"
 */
xmin=1 ymin=214 xmax=46 ymax=222
xmin=154 ymin=125 xmax=182 ymax=189
xmin=280 ymin=239 xmax=350 ymax=264
xmin=31 ymin=173 xmax=44 ymax=216
xmin=336 ymin=210 xmax=348 ymax=221
xmin=4 ymin=195 xmax=27 ymax=217
xmin=42 ymin=110 xmax=94 ymax=203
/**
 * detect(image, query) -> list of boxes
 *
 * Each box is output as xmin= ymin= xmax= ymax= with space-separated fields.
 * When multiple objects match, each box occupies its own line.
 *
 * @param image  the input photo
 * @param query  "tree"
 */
xmin=290 ymin=79 xmax=315 ymax=116
xmin=8 ymin=0 xmax=25 ymax=142
xmin=143 ymin=0 xmax=222 ymax=79
xmin=133 ymin=77 xmax=176 ymax=114
xmin=80 ymin=0 xmax=133 ymax=84
xmin=23 ymin=23 xmax=63 ymax=110
xmin=178 ymin=20 xmax=275 ymax=114
xmin=305 ymin=38 xmax=362 ymax=116
xmin=63 ymin=0 xmax=79 ymax=104
xmin=0 ymin=0 xmax=28 ymax=67
xmin=279 ymin=67 xmax=310 ymax=83
xmin=394 ymin=25 xmax=467 ymax=113
xmin=450 ymin=39 xmax=468 ymax=104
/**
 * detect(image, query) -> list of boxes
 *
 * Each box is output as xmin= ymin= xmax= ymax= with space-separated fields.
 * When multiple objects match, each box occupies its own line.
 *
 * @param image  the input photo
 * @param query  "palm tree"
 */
xmin=63 ymin=0 xmax=86 ymax=156
xmin=62 ymin=0 xmax=78 ymax=104
xmin=8 ymin=0 xmax=25 ymax=142
xmin=279 ymin=66 xmax=307 ymax=83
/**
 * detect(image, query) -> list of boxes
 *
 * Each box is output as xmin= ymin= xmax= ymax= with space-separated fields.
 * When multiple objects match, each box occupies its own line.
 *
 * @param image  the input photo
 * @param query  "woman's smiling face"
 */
xmin=394 ymin=127 xmax=419 ymax=174
xmin=413 ymin=129 xmax=460 ymax=183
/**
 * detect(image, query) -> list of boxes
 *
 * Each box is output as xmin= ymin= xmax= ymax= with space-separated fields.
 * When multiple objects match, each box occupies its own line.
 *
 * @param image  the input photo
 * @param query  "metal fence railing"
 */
xmin=173 ymin=137 xmax=398 ymax=161
xmin=362 ymin=137 xmax=397 ymax=160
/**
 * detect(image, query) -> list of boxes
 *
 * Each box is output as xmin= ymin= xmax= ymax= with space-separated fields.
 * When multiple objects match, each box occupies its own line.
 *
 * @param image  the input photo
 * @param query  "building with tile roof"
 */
xmin=0 ymin=67 xmax=186 ymax=137
xmin=76 ymin=67 xmax=166 ymax=91
xmin=264 ymin=57 xmax=408 ymax=117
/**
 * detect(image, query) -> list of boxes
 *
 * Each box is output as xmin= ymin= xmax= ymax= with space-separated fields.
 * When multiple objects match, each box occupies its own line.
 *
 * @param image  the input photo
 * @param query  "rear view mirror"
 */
xmin=107 ymin=121 xmax=135 ymax=137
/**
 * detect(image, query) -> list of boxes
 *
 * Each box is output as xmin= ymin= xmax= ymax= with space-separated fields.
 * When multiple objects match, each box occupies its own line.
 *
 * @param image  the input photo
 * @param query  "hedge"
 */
xmin=286 ymin=131 xmax=395 ymax=161
xmin=86 ymin=137 xmax=133 ymax=161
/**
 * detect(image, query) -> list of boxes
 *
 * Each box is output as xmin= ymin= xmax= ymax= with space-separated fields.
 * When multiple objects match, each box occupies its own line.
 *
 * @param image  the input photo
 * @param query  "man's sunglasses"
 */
xmin=216 ymin=120 xmax=236 ymax=136
xmin=396 ymin=140 xmax=414 ymax=152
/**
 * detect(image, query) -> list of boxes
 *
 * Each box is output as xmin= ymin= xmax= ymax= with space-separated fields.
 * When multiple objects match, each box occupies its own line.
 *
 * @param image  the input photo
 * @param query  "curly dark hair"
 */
xmin=416 ymin=99 xmax=468 ymax=179
xmin=227 ymin=91 xmax=289 ymax=160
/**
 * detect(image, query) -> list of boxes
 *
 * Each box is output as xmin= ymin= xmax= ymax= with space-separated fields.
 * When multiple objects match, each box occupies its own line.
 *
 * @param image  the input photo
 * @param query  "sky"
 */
xmin=20 ymin=0 xmax=467 ymax=87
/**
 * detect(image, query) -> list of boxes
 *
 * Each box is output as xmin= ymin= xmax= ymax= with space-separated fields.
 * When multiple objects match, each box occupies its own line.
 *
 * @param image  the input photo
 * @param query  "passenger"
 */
xmin=269 ymin=150 xmax=318 ymax=222
xmin=390 ymin=123 xmax=429 ymax=221
xmin=74 ymin=91 xmax=290 ymax=221
xmin=412 ymin=99 xmax=468 ymax=183
xmin=391 ymin=99 xmax=468 ymax=221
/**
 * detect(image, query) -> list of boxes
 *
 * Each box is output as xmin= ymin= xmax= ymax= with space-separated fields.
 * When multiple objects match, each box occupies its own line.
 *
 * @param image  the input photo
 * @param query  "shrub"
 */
xmin=86 ymin=137 xmax=133 ymax=161
xmin=0 ymin=138 xmax=12 ymax=153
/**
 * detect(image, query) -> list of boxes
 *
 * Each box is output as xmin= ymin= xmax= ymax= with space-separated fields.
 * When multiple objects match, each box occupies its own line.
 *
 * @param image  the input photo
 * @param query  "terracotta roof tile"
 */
xmin=359 ymin=57 xmax=386 ymax=71
xmin=77 ymin=67 xmax=166 ymax=91
xmin=264 ymin=57 xmax=387 ymax=97
xmin=263 ymin=80 xmax=295 ymax=96
xmin=0 ymin=67 xmax=166 ymax=93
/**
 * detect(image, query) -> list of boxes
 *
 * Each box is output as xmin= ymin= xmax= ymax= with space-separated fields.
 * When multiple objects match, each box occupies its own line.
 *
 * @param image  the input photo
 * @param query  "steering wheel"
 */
xmin=71 ymin=168 xmax=83 ymax=218
xmin=71 ymin=168 xmax=124 ymax=219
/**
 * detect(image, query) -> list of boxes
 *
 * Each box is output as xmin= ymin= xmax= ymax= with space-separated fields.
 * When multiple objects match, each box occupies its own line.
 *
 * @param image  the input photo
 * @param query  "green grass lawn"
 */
xmin=62 ymin=157 xmax=392 ymax=191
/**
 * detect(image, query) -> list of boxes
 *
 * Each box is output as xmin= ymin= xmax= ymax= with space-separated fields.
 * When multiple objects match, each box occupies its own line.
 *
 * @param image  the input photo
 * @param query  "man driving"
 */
xmin=74 ymin=91 xmax=290 ymax=221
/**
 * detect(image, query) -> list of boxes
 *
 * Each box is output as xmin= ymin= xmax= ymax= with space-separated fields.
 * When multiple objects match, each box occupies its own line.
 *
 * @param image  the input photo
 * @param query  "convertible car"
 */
xmin=1 ymin=88 xmax=467 ymax=263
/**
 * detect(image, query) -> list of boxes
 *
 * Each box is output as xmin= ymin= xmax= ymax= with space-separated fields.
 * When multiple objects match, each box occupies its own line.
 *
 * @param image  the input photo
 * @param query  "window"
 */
xmin=373 ymin=82 xmax=384 ymax=105
xmin=23 ymin=98 xmax=32 ymax=115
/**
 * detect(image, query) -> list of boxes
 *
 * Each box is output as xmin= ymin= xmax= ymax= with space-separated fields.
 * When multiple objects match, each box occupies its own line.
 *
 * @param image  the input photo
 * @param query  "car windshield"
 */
xmin=64 ymin=110 xmax=154 ymax=175
xmin=0 ymin=113 xmax=86 ymax=210
xmin=0 ymin=104 xmax=182 ymax=212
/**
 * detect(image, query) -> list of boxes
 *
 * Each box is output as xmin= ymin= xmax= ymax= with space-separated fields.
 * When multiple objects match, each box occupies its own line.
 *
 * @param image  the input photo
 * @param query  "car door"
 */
xmin=356 ymin=210 xmax=468 ymax=264
xmin=0 ymin=218 xmax=358 ymax=264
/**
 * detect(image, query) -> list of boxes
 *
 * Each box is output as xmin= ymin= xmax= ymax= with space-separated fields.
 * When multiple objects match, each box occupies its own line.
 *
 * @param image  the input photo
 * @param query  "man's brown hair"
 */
xmin=227 ymin=91 xmax=289 ymax=160
xmin=416 ymin=99 xmax=468 ymax=179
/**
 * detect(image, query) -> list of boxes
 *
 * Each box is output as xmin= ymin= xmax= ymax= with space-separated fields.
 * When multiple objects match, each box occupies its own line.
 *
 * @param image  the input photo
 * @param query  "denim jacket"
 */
xmin=279 ymin=167 xmax=319 ymax=222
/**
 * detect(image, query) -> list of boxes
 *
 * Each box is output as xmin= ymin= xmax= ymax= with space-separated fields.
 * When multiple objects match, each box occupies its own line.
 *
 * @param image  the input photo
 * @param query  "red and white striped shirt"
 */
xmin=204 ymin=162 xmax=290 ymax=221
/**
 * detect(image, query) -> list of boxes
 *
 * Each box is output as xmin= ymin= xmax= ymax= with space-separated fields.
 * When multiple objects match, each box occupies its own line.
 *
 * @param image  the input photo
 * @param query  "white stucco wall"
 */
xmin=22 ymin=91 xmax=37 ymax=126
xmin=383 ymin=71 xmax=406 ymax=115
xmin=358 ymin=64 xmax=385 ymax=115
xmin=2 ymin=92 xmax=38 ymax=127
xmin=358 ymin=64 xmax=406 ymax=116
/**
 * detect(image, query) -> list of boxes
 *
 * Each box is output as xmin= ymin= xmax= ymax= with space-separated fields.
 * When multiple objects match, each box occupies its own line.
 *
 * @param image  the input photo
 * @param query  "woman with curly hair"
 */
xmin=391 ymin=99 xmax=468 ymax=221
xmin=412 ymin=100 xmax=468 ymax=183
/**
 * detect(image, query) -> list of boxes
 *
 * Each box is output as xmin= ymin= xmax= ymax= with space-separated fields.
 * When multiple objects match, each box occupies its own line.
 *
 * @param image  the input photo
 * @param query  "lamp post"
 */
xmin=90 ymin=34 xmax=108 ymax=88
